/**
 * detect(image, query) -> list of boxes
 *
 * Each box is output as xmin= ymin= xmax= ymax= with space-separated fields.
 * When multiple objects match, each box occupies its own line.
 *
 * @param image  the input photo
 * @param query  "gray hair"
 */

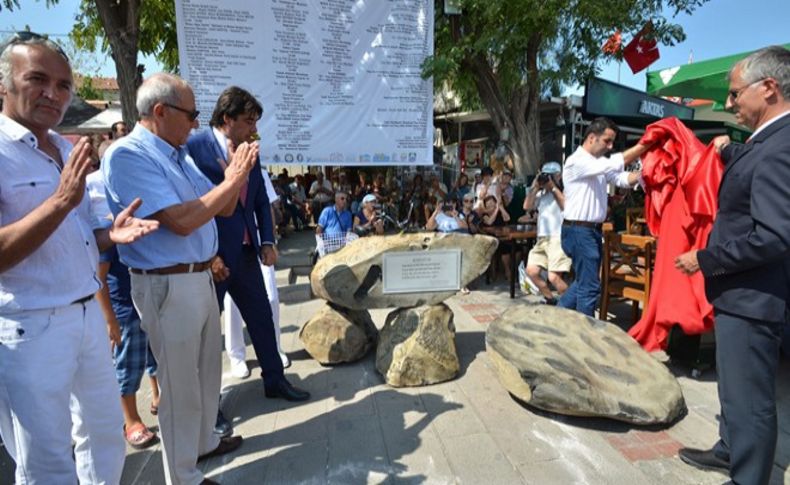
xmin=0 ymin=36 xmax=71 ymax=90
xmin=732 ymin=45 xmax=790 ymax=100
xmin=136 ymin=73 xmax=190 ymax=118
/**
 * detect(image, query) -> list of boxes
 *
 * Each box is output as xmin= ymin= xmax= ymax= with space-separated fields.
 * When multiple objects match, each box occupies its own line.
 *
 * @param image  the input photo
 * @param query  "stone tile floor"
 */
xmin=3 ymin=229 xmax=790 ymax=484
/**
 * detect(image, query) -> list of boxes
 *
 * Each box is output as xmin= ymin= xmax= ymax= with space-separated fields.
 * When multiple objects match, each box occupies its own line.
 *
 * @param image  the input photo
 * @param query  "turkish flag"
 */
xmin=602 ymin=30 xmax=622 ymax=55
xmin=623 ymin=23 xmax=660 ymax=73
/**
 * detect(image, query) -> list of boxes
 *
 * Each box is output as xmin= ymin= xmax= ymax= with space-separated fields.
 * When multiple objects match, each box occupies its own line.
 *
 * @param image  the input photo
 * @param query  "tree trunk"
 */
xmin=94 ymin=0 xmax=142 ymax=126
xmin=511 ymin=35 xmax=542 ymax=179
xmin=452 ymin=19 xmax=544 ymax=180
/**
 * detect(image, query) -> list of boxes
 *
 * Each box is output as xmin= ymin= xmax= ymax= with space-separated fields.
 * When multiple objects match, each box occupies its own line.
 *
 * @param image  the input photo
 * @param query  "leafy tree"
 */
xmin=1 ymin=0 xmax=177 ymax=126
xmin=423 ymin=0 xmax=709 ymax=177
xmin=75 ymin=74 xmax=103 ymax=100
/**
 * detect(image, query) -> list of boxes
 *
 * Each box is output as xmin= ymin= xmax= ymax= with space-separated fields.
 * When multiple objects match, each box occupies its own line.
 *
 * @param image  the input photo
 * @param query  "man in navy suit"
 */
xmin=188 ymin=87 xmax=310 ymax=433
xmin=675 ymin=46 xmax=790 ymax=485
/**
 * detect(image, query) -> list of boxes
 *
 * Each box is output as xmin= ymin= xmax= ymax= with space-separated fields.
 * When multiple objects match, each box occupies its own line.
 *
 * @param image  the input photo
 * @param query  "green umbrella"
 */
xmin=646 ymin=43 xmax=790 ymax=105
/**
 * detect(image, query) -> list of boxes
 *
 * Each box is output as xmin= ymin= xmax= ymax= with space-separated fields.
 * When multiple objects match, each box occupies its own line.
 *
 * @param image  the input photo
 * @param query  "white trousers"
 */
xmin=0 ymin=299 xmax=125 ymax=485
xmin=224 ymin=262 xmax=281 ymax=362
xmin=131 ymin=271 xmax=221 ymax=485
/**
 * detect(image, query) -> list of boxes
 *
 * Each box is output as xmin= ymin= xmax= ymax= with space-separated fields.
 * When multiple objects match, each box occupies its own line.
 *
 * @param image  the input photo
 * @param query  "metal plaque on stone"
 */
xmin=382 ymin=250 xmax=461 ymax=294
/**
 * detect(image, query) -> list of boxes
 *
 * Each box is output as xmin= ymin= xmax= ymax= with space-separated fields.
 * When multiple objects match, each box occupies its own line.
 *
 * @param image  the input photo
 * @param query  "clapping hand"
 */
xmin=54 ymin=137 xmax=93 ymax=209
xmin=224 ymin=141 xmax=260 ymax=186
xmin=109 ymin=198 xmax=160 ymax=244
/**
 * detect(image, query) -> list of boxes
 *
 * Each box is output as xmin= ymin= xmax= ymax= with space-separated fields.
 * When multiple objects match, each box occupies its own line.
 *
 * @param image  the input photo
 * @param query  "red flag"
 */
xmin=623 ymin=23 xmax=660 ymax=73
xmin=602 ymin=30 xmax=622 ymax=55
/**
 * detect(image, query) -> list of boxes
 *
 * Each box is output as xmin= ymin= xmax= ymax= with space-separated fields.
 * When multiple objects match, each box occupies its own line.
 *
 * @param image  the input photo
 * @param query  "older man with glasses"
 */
xmin=0 ymin=31 xmax=157 ymax=483
xmin=675 ymin=45 xmax=790 ymax=485
xmin=316 ymin=190 xmax=353 ymax=236
xmin=103 ymin=73 xmax=259 ymax=485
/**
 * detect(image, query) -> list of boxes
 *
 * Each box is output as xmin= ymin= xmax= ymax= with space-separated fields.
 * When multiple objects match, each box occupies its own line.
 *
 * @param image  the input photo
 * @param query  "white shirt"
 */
xmin=535 ymin=190 xmax=563 ymax=237
xmin=0 ymin=115 xmax=101 ymax=312
xmin=309 ymin=179 xmax=333 ymax=203
xmin=562 ymin=146 xmax=634 ymax=223
xmin=86 ymin=171 xmax=113 ymax=229
xmin=261 ymin=169 xmax=278 ymax=203
xmin=749 ymin=110 xmax=790 ymax=140
xmin=434 ymin=212 xmax=461 ymax=232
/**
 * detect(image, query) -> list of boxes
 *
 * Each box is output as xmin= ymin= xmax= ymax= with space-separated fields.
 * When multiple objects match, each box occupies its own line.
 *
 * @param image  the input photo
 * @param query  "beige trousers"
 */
xmin=131 ymin=270 xmax=221 ymax=485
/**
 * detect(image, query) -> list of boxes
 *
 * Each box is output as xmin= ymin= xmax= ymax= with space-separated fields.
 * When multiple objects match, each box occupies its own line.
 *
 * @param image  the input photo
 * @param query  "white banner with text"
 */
xmin=175 ymin=0 xmax=434 ymax=166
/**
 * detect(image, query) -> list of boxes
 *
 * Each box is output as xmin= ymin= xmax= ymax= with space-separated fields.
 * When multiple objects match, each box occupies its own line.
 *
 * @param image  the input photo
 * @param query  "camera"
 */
xmin=442 ymin=201 xmax=455 ymax=212
xmin=537 ymin=173 xmax=550 ymax=184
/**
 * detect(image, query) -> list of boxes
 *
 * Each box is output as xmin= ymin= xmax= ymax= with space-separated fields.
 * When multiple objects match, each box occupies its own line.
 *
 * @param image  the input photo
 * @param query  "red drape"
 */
xmin=627 ymin=117 xmax=723 ymax=351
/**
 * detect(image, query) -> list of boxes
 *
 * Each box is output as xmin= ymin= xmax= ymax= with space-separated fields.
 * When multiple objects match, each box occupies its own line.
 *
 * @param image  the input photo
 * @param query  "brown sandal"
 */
xmin=124 ymin=423 xmax=158 ymax=450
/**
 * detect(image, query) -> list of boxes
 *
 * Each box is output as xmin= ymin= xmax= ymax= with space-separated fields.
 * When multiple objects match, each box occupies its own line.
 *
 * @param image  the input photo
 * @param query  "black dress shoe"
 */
xmin=214 ymin=410 xmax=233 ymax=438
xmin=198 ymin=435 xmax=243 ymax=463
xmin=264 ymin=379 xmax=310 ymax=402
xmin=678 ymin=447 xmax=729 ymax=473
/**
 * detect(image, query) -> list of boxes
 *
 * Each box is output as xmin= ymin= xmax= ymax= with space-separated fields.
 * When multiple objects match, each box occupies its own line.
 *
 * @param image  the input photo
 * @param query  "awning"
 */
xmin=646 ymin=43 xmax=790 ymax=103
xmin=72 ymin=106 xmax=123 ymax=134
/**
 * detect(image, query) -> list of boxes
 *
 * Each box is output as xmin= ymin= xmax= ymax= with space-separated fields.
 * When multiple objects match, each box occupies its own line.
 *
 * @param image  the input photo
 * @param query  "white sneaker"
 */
xmin=230 ymin=359 xmax=250 ymax=379
xmin=279 ymin=352 xmax=291 ymax=369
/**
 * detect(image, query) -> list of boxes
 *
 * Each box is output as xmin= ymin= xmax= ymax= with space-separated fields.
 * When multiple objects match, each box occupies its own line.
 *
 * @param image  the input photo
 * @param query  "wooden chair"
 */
xmin=625 ymin=207 xmax=647 ymax=235
xmin=599 ymin=232 xmax=655 ymax=325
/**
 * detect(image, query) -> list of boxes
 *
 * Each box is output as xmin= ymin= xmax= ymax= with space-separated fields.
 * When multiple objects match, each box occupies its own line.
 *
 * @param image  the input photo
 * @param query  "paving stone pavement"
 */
xmin=3 ymin=228 xmax=790 ymax=484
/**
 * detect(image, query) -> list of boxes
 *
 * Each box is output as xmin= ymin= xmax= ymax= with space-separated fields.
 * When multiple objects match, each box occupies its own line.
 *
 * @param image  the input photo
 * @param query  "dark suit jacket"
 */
xmin=698 ymin=113 xmax=790 ymax=323
xmin=186 ymin=128 xmax=275 ymax=266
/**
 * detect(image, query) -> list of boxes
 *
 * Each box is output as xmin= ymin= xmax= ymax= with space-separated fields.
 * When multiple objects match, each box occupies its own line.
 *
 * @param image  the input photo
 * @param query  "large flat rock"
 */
xmin=299 ymin=302 xmax=378 ymax=364
xmin=486 ymin=305 xmax=686 ymax=425
xmin=311 ymin=233 xmax=498 ymax=309
xmin=376 ymin=304 xmax=459 ymax=387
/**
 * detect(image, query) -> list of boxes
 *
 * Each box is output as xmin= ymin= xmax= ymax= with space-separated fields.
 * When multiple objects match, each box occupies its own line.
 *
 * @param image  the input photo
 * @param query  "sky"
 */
xmin=1 ymin=0 xmax=789 ymax=92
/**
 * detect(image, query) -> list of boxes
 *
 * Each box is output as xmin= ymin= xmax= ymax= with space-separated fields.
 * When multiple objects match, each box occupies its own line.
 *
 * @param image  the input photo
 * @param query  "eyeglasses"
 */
xmin=0 ymin=31 xmax=69 ymax=61
xmin=463 ymin=199 xmax=473 ymax=204
xmin=164 ymin=103 xmax=200 ymax=121
xmin=728 ymin=78 xmax=766 ymax=101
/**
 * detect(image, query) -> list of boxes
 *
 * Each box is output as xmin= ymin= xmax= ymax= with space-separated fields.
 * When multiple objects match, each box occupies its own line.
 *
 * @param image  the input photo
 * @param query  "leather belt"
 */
xmin=130 ymin=260 xmax=212 ymax=275
xmin=71 ymin=294 xmax=94 ymax=305
xmin=563 ymin=220 xmax=602 ymax=230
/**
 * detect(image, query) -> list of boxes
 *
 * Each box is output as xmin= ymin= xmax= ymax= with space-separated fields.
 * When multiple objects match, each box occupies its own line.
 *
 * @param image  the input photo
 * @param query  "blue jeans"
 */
xmin=557 ymin=225 xmax=602 ymax=316
xmin=113 ymin=312 xmax=157 ymax=396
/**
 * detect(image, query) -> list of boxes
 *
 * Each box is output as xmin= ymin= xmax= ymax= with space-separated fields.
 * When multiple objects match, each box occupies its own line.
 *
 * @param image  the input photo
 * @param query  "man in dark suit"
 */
xmin=188 ymin=87 xmax=310 ymax=435
xmin=675 ymin=46 xmax=790 ymax=485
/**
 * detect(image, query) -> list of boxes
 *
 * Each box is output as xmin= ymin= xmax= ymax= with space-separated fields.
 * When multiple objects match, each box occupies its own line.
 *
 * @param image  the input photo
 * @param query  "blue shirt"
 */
xmin=102 ymin=124 xmax=218 ymax=269
xmin=318 ymin=205 xmax=352 ymax=235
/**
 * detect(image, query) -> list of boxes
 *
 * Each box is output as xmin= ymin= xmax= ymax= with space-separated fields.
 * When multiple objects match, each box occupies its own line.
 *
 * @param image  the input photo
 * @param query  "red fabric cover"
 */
xmin=627 ymin=117 xmax=723 ymax=351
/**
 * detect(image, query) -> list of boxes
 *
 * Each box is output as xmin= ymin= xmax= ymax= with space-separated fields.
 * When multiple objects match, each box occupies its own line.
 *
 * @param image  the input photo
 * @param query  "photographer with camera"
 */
xmin=353 ymin=193 xmax=385 ymax=236
xmin=523 ymin=162 xmax=570 ymax=305
xmin=425 ymin=199 xmax=468 ymax=233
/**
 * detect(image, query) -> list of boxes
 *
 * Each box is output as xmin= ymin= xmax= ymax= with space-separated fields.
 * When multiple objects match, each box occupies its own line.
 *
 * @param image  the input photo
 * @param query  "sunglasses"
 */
xmin=463 ymin=199 xmax=473 ymax=203
xmin=728 ymin=78 xmax=766 ymax=101
xmin=164 ymin=103 xmax=200 ymax=121
xmin=0 ymin=31 xmax=69 ymax=61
